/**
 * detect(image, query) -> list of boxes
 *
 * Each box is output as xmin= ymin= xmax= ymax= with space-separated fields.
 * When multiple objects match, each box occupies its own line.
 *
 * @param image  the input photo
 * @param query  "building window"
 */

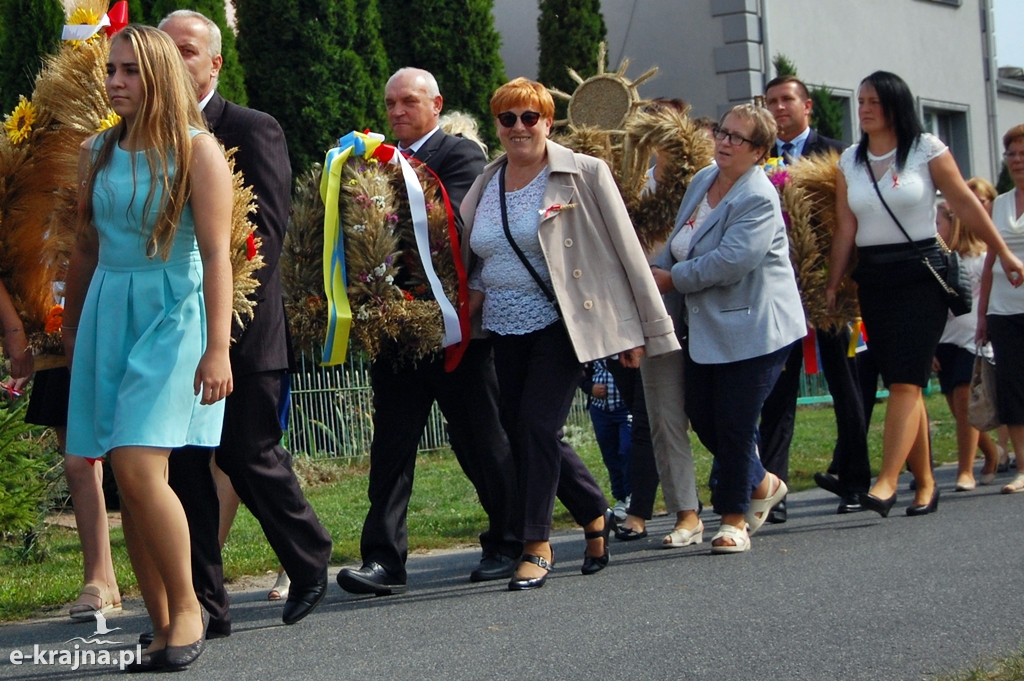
xmin=921 ymin=101 xmax=970 ymax=176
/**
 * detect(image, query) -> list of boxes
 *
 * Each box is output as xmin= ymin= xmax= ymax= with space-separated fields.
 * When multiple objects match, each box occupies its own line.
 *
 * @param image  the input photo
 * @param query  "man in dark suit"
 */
xmin=758 ymin=75 xmax=869 ymax=520
xmin=160 ymin=10 xmax=332 ymax=628
xmin=336 ymin=68 xmax=521 ymax=596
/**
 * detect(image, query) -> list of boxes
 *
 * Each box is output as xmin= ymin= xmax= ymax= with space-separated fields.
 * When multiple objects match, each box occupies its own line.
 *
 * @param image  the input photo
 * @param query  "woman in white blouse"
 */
xmin=977 ymin=124 xmax=1024 ymax=494
xmin=826 ymin=71 xmax=1023 ymax=518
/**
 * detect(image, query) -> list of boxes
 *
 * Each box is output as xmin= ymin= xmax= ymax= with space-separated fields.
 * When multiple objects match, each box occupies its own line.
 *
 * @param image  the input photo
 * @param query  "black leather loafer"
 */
xmin=813 ymin=472 xmax=843 ymax=497
xmin=470 ymin=553 xmax=517 ymax=582
xmin=766 ymin=499 xmax=787 ymax=524
xmin=336 ymin=562 xmax=407 ymax=596
xmin=205 ymin=615 xmax=231 ymax=640
xmin=282 ymin=567 xmax=328 ymax=624
xmin=837 ymin=494 xmax=864 ymax=514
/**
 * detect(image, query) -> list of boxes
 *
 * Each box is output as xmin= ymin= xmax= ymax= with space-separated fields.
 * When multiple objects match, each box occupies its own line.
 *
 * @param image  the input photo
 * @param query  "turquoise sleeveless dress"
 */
xmin=66 ymin=129 xmax=225 ymax=458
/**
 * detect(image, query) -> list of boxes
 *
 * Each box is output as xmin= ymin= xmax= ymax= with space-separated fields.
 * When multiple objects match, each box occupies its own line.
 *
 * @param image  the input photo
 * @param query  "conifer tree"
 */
xmin=538 ymin=0 xmax=606 ymax=107
xmin=236 ymin=0 xmax=386 ymax=173
xmin=378 ymin=0 xmax=505 ymax=148
xmin=0 ymin=0 xmax=63 ymax=113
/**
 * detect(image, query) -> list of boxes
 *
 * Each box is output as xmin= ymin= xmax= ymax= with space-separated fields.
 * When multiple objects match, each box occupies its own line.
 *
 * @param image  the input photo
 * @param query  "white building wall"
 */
xmin=494 ymin=0 xmax=1018 ymax=181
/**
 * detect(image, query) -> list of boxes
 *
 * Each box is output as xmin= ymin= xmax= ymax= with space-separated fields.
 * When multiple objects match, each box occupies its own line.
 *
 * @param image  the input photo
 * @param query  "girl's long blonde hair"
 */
xmin=80 ymin=24 xmax=206 ymax=260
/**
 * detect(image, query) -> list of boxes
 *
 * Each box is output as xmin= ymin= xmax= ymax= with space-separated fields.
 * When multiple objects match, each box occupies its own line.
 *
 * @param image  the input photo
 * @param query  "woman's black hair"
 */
xmin=854 ymin=71 xmax=925 ymax=169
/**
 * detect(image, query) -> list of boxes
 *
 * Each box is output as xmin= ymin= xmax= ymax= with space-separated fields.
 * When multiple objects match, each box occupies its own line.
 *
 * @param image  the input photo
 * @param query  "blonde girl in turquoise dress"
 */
xmin=62 ymin=25 xmax=233 ymax=672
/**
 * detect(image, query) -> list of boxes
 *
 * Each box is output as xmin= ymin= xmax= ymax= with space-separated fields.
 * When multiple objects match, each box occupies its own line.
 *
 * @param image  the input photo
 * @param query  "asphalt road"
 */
xmin=2 ymin=462 xmax=1023 ymax=681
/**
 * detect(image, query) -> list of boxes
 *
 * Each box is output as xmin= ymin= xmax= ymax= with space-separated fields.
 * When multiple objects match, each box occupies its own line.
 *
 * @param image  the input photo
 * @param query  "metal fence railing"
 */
xmin=285 ymin=346 xmax=591 ymax=460
xmin=284 ymin=344 xmax=853 ymax=460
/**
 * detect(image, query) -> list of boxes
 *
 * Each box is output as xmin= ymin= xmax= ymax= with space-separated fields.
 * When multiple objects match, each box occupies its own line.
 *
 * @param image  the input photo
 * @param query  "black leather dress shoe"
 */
xmin=470 ymin=553 xmax=517 ymax=582
xmin=282 ymin=567 xmax=328 ymax=625
xmin=336 ymin=562 xmax=407 ymax=596
xmin=206 ymin=615 xmax=231 ymax=640
xmin=814 ymin=472 xmax=842 ymax=497
xmin=837 ymin=494 xmax=864 ymax=514
xmin=906 ymin=488 xmax=940 ymax=516
xmin=766 ymin=499 xmax=787 ymax=524
xmin=860 ymin=492 xmax=897 ymax=518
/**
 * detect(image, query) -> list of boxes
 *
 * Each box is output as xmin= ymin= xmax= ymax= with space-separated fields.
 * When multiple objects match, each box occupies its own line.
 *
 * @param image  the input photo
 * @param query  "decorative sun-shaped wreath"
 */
xmin=550 ymin=42 xmax=714 ymax=253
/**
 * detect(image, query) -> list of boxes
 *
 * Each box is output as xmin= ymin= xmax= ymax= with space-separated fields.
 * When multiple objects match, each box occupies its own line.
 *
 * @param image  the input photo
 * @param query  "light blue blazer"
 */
xmin=652 ymin=163 xmax=806 ymax=364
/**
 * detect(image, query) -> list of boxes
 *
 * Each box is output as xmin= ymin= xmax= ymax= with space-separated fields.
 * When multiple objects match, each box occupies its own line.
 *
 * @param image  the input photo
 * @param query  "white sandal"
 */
xmin=662 ymin=520 xmax=704 ymax=548
xmin=710 ymin=524 xmax=750 ymax=554
xmin=746 ymin=474 xmax=788 ymax=536
xmin=1001 ymin=474 xmax=1024 ymax=495
xmin=267 ymin=570 xmax=291 ymax=601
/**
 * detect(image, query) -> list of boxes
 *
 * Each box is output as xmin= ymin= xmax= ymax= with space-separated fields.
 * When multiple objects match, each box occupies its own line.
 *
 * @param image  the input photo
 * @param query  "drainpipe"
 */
xmin=981 ymin=0 xmax=1001 ymax=177
xmin=759 ymin=0 xmax=770 ymax=87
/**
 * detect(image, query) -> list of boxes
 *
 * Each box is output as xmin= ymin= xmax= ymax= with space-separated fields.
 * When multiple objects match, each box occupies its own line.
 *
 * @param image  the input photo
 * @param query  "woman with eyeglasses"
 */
xmin=460 ymin=77 xmax=679 ymax=590
xmin=978 ymin=124 xmax=1024 ymax=494
xmin=650 ymin=103 xmax=804 ymax=553
xmin=826 ymin=71 xmax=1023 ymax=518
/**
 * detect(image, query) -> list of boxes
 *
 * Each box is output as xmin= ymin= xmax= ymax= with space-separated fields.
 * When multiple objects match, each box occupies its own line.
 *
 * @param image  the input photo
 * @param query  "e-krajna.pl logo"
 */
xmin=7 ymin=611 xmax=143 ymax=672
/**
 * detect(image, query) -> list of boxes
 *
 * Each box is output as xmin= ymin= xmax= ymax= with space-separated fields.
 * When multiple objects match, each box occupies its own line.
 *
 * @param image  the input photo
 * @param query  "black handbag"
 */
xmin=868 ymin=169 xmax=972 ymax=316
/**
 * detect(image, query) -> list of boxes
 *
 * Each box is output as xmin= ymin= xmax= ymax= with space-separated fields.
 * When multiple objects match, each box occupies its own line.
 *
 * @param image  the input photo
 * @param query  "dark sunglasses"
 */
xmin=497 ymin=111 xmax=542 ymax=128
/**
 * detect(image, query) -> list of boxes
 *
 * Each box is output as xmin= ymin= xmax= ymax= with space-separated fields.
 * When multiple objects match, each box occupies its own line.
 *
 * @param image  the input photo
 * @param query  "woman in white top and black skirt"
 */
xmin=826 ymin=71 xmax=1024 ymax=518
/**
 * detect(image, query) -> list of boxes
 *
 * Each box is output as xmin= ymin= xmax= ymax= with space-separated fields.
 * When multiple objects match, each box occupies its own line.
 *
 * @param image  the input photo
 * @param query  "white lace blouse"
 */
xmin=468 ymin=167 xmax=560 ymax=335
xmin=839 ymin=132 xmax=947 ymax=247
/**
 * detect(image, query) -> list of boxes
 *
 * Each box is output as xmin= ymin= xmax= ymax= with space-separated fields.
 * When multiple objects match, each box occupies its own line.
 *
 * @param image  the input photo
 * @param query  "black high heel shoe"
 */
xmin=508 ymin=552 xmax=554 ymax=591
xmin=859 ymin=492 xmax=897 ymax=518
xmin=581 ymin=508 xmax=614 ymax=575
xmin=906 ymin=488 xmax=940 ymax=516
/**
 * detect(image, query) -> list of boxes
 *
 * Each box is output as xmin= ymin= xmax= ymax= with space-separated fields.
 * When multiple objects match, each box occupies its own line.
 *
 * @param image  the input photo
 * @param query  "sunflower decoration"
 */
xmin=781 ymin=150 xmax=860 ymax=332
xmin=4 ymin=97 xmax=37 ymax=145
xmin=549 ymin=44 xmax=713 ymax=253
xmin=64 ymin=5 xmax=107 ymax=49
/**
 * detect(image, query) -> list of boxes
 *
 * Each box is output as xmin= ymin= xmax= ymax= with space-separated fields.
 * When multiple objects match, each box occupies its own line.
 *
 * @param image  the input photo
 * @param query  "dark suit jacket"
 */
xmin=204 ymin=92 xmax=293 ymax=376
xmin=775 ymin=128 xmax=844 ymax=159
xmin=410 ymin=129 xmax=486 ymax=224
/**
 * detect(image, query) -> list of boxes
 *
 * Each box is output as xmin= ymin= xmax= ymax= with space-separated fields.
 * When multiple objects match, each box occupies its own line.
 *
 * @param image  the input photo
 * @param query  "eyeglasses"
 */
xmin=497 ymin=111 xmax=542 ymax=128
xmin=712 ymin=125 xmax=756 ymax=147
xmin=1004 ymin=151 xmax=1024 ymax=161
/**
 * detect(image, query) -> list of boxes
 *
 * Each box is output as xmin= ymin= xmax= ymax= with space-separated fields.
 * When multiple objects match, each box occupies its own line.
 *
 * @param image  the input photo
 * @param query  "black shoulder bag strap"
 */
xmin=867 ymin=165 xmax=956 ymax=295
xmin=498 ymin=163 xmax=560 ymax=307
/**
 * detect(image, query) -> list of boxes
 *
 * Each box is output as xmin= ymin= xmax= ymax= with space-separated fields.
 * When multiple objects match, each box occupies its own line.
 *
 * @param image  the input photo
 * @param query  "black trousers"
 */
xmin=492 ymin=324 xmax=606 ymax=542
xmin=759 ymin=328 xmax=871 ymax=495
xmin=606 ymin=363 xmax=659 ymax=519
xmin=170 ymin=370 xmax=333 ymax=620
xmin=360 ymin=339 xmax=521 ymax=578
